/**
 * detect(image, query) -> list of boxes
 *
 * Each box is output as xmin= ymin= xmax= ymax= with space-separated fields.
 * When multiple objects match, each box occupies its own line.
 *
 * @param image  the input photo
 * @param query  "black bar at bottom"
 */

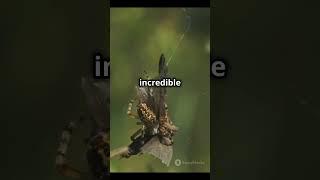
xmin=111 ymin=173 xmax=210 ymax=179
xmin=110 ymin=0 xmax=210 ymax=7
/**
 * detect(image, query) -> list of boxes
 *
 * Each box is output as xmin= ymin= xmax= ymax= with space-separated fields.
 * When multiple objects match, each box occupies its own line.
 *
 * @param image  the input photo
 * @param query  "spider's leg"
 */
xmin=127 ymin=99 xmax=139 ymax=119
xmin=55 ymin=119 xmax=82 ymax=178
xmin=141 ymin=125 xmax=146 ymax=138
xmin=130 ymin=128 xmax=142 ymax=141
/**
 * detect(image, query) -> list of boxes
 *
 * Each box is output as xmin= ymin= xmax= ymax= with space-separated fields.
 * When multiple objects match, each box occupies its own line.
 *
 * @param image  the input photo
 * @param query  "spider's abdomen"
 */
xmin=137 ymin=103 xmax=157 ymax=129
xmin=158 ymin=111 xmax=178 ymax=146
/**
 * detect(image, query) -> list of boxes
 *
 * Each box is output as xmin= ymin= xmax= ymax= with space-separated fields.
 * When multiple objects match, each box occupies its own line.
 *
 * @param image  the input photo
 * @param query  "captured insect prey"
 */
xmin=55 ymin=76 xmax=110 ymax=180
xmin=110 ymin=54 xmax=178 ymax=166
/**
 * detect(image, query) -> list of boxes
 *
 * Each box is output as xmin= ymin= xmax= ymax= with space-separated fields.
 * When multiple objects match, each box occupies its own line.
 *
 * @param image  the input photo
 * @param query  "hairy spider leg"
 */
xmin=55 ymin=119 xmax=82 ymax=179
xmin=130 ymin=128 xmax=143 ymax=141
xmin=127 ymin=97 xmax=146 ymax=142
xmin=127 ymin=96 xmax=145 ymax=125
xmin=127 ymin=99 xmax=139 ymax=119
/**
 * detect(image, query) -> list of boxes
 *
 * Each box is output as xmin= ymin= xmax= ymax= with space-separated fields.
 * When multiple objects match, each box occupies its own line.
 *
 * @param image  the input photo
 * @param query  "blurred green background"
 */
xmin=110 ymin=8 xmax=210 ymax=172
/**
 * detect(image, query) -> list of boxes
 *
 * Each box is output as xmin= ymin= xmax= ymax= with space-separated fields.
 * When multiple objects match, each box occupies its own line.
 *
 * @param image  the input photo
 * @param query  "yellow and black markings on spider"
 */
xmin=127 ymin=98 xmax=158 ymax=141
xmin=158 ymin=103 xmax=178 ymax=146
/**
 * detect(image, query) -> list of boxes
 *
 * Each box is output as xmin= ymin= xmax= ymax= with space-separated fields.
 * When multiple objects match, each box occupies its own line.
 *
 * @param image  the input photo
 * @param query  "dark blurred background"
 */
xmin=2 ymin=0 xmax=320 ymax=179
xmin=2 ymin=0 xmax=109 ymax=179
xmin=212 ymin=0 xmax=320 ymax=179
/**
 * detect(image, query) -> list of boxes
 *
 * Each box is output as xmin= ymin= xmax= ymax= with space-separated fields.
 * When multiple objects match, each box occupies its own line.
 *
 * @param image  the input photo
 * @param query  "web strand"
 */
xmin=167 ymin=8 xmax=192 ymax=66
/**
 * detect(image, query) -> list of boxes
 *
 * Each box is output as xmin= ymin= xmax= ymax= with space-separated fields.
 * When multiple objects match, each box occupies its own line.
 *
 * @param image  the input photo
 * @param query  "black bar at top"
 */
xmin=110 ymin=0 xmax=210 ymax=7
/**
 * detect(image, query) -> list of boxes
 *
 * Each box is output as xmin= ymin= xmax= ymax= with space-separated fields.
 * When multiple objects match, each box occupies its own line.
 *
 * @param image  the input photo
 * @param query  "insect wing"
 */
xmin=159 ymin=54 xmax=168 ymax=79
xmin=140 ymin=136 xmax=173 ymax=166
xmin=154 ymin=54 xmax=169 ymax=120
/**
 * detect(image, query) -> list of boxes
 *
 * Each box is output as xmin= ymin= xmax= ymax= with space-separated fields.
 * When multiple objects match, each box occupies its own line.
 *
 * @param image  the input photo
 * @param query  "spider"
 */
xmin=120 ymin=54 xmax=178 ymax=165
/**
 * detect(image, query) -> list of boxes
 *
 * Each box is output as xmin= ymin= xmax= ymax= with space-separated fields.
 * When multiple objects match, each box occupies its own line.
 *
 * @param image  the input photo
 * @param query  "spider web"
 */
xmin=167 ymin=8 xmax=192 ymax=66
